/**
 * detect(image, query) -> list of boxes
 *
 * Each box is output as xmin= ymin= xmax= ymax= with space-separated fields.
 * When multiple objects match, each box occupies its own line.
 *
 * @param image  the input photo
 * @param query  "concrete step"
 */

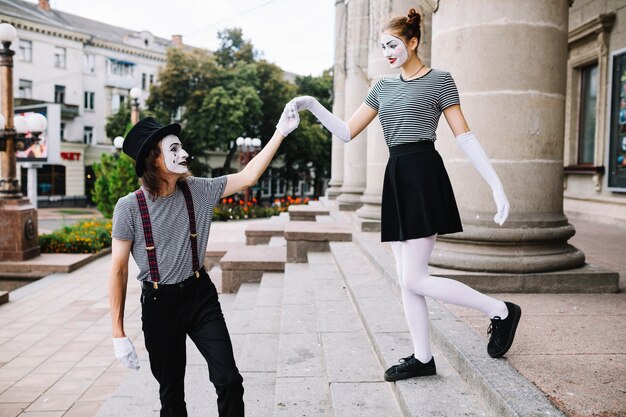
xmin=288 ymin=204 xmax=331 ymax=221
xmin=205 ymin=241 xmax=246 ymax=270
xmin=284 ymin=221 xmax=352 ymax=263
xmin=274 ymin=260 xmax=403 ymax=416
xmin=328 ymin=241 xmax=565 ymax=417
xmin=220 ymin=245 xmax=286 ymax=293
xmin=237 ymin=272 xmax=284 ymax=417
xmin=245 ymin=222 xmax=286 ymax=245
xmin=269 ymin=236 xmax=286 ymax=247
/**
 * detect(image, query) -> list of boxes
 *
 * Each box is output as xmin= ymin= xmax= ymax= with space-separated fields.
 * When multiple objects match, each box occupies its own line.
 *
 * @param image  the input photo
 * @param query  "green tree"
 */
xmin=214 ymin=28 xmax=257 ymax=68
xmin=92 ymin=153 xmax=138 ymax=218
xmin=105 ymin=103 xmax=132 ymax=140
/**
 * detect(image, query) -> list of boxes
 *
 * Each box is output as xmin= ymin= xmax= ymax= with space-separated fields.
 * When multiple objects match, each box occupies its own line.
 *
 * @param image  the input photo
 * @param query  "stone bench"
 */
xmin=284 ymin=221 xmax=352 ymax=263
xmin=204 ymin=242 xmax=246 ymax=270
xmin=220 ymin=246 xmax=286 ymax=293
xmin=244 ymin=222 xmax=286 ymax=245
xmin=287 ymin=205 xmax=331 ymax=222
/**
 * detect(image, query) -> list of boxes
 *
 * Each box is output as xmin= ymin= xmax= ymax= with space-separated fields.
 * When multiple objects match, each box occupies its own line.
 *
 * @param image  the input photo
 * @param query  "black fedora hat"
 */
xmin=123 ymin=117 xmax=181 ymax=177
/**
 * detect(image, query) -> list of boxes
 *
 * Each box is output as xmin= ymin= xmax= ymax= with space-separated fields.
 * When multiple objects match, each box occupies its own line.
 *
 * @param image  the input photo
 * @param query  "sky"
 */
xmin=31 ymin=0 xmax=335 ymax=76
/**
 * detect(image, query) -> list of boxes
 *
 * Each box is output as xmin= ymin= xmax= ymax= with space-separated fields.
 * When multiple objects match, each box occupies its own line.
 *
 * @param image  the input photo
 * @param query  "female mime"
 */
xmin=289 ymin=8 xmax=522 ymax=382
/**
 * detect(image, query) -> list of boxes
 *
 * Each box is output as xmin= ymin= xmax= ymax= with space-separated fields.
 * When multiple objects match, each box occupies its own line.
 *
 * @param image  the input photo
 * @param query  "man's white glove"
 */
xmin=113 ymin=336 xmax=140 ymax=371
xmin=288 ymin=96 xmax=351 ymax=143
xmin=276 ymin=102 xmax=300 ymax=137
xmin=455 ymin=132 xmax=510 ymax=225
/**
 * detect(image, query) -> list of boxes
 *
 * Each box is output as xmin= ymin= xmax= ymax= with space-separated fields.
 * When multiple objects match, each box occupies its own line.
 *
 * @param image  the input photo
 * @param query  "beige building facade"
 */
xmin=564 ymin=0 xmax=626 ymax=225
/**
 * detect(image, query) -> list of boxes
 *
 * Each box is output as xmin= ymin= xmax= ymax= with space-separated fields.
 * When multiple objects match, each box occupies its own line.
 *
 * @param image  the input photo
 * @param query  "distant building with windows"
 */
xmin=563 ymin=1 xmax=626 ymax=224
xmin=0 ymin=0 xmax=186 ymax=203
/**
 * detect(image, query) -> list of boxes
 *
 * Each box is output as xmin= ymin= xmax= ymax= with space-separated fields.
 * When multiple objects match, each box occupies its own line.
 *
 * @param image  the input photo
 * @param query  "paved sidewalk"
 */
xmin=0 ymin=217 xmax=623 ymax=416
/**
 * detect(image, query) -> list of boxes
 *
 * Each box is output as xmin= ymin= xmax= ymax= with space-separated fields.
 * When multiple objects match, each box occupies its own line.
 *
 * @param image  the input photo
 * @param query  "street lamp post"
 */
xmin=130 ymin=87 xmax=141 ymax=125
xmin=236 ymin=136 xmax=261 ymax=207
xmin=0 ymin=23 xmax=42 ymax=261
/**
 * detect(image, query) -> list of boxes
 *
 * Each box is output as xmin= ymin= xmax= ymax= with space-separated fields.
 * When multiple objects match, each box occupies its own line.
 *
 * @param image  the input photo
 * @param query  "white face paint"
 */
xmin=160 ymin=134 xmax=189 ymax=174
xmin=380 ymin=33 xmax=408 ymax=69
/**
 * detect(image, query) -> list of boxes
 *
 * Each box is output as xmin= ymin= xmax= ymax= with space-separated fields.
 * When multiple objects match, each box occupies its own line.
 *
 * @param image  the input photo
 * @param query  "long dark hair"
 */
xmin=382 ymin=8 xmax=422 ymax=54
xmin=140 ymin=142 xmax=190 ymax=199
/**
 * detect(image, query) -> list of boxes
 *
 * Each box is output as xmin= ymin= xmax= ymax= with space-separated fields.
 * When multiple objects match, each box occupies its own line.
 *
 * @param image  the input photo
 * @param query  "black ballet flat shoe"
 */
xmin=487 ymin=301 xmax=522 ymax=358
xmin=384 ymin=354 xmax=436 ymax=382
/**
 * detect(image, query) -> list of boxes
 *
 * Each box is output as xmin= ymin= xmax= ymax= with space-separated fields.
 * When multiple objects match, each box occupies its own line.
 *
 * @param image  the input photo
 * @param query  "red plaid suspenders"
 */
xmin=134 ymin=180 xmax=201 ymax=289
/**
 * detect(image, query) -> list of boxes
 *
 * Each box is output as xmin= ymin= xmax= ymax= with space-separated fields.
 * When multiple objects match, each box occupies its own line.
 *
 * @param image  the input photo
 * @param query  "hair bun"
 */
xmin=406 ymin=8 xmax=421 ymax=26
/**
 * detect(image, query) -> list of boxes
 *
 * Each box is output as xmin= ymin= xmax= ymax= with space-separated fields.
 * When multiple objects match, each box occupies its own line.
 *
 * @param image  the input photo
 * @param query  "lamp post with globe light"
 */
xmin=0 ymin=22 xmax=46 ymax=260
xmin=129 ymin=87 xmax=141 ymax=125
xmin=236 ymin=136 xmax=261 ymax=207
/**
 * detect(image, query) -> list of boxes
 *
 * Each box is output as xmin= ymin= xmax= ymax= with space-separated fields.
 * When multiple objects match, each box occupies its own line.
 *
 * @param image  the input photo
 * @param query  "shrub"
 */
xmin=213 ymin=195 xmax=313 ymax=221
xmin=39 ymin=219 xmax=113 ymax=254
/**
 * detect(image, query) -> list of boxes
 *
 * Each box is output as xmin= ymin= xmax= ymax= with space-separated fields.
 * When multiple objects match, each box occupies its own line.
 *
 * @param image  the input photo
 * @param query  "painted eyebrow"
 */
xmin=169 ymin=143 xmax=180 ymax=150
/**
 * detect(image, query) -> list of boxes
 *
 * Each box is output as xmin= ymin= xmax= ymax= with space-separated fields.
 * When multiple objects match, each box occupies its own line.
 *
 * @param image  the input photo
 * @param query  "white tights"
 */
xmin=390 ymin=235 xmax=507 ymax=363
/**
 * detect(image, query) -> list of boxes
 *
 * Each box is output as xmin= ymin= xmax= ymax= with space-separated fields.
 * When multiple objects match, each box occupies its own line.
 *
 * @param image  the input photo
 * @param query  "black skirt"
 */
xmin=381 ymin=141 xmax=463 ymax=242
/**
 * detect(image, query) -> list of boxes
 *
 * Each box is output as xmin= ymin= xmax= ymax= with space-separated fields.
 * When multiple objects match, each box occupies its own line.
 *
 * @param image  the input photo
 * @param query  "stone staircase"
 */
xmin=97 ymin=201 xmax=565 ymax=417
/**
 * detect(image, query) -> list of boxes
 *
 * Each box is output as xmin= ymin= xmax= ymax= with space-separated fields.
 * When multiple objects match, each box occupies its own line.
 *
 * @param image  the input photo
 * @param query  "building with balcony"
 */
xmin=0 ymin=0 xmax=187 ymax=204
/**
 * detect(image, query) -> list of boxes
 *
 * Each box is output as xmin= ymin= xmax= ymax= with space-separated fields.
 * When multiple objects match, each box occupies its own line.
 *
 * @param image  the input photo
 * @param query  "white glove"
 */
xmin=455 ymin=132 xmax=510 ymax=225
xmin=276 ymin=102 xmax=300 ymax=137
xmin=113 ymin=336 xmax=140 ymax=371
xmin=288 ymin=96 xmax=351 ymax=143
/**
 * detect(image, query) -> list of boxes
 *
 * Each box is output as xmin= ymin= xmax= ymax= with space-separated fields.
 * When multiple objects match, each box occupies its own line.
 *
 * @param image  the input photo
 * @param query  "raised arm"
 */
xmin=289 ymin=96 xmax=377 ymax=143
xmin=222 ymin=103 xmax=299 ymax=197
xmin=443 ymin=104 xmax=509 ymax=225
xmin=109 ymin=237 xmax=140 ymax=370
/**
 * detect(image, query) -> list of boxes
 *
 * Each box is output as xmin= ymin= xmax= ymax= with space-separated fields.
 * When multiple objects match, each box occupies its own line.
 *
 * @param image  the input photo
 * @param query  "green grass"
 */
xmin=55 ymin=209 xmax=95 ymax=215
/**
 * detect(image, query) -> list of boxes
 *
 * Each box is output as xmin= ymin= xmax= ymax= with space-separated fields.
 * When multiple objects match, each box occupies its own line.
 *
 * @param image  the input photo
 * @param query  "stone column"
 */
xmin=356 ymin=0 xmax=435 ymax=229
xmin=336 ymin=0 xmax=369 ymax=211
xmin=327 ymin=0 xmax=347 ymax=199
xmin=430 ymin=0 xmax=586 ymax=274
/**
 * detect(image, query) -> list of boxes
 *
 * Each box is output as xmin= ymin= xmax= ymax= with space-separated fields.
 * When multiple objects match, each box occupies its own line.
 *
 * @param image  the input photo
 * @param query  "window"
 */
xmin=84 ymin=53 xmax=95 ymax=74
xmin=149 ymin=74 xmax=154 ymax=85
xmin=142 ymin=73 xmax=146 ymax=90
xmin=33 ymin=165 xmax=66 ymax=196
xmin=18 ymin=79 xmax=32 ymax=99
xmin=84 ymin=91 xmax=95 ymax=110
xmin=83 ymin=126 xmax=93 ymax=145
xmin=60 ymin=123 xmax=65 ymax=141
xmin=578 ymin=64 xmax=598 ymax=165
xmin=109 ymin=59 xmax=134 ymax=77
xmin=609 ymin=51 xmax=626 ymax=189
xmin=54 ymin=46 xmax=66 ymax=69
xmin=54 ymin=85 xmax=65 ymax=103
xmin=119 ymin=95 xmax=126 ymax=106
xmin=18 ymin=40 xmax=32 ymax=62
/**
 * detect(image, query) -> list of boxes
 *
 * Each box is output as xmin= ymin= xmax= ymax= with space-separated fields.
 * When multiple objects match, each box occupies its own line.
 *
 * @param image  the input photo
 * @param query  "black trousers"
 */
xmin=141 ymin=268 xmax=244 ymax=417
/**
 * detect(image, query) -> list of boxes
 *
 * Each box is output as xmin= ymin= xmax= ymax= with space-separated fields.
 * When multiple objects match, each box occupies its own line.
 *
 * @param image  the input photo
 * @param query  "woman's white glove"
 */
xmin=276 ymin=102 xmax=300 ymax=137
xmin=288 ymin=96 xmax=351 ymax=143
xmin=455 ymin=132 xmax=510 ymax=225
xmin=113 ymin=336 xmax=140 ymax=371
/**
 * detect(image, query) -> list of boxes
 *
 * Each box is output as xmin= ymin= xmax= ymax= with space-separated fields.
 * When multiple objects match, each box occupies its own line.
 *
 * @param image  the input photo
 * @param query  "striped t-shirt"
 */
xmin=364 ymin=69 xmax=460 ymax=147
xmin=112 ymin=176 xmax=227 ymax=284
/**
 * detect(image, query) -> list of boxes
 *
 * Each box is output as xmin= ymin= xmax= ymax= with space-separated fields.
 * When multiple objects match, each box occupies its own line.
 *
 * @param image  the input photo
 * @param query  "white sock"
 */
xmin=391 ymin=236 xmax=508 ymax=357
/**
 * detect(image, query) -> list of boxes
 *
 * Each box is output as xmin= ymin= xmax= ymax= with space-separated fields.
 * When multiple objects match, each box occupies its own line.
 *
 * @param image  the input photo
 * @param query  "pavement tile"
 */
xmin=33 ymin=362 xmax=76 ymax=375
xmin=45 ymin=378 xmax=94 ymax=396
xmin=78 ymin=385 xmax=118 ymax=402
xmin=276 ymin=333 xmax=325 ymax=378
xmin=0 ymin=402 xmax=28 ymax=417
xmin=321 ymin=332 xmax=382 ymax=383
xmin=20 ymin=412 xmax=64 ymax=417
xmin=273 ymin=376 xmax=332 ymax=417
xmin=279 ymin=304 xmax=318 ymax=334
xmin=14 ymin=373 xmax=63 ymax=389
xmin=315 ymin=300 xmax=363 ymax=333
xmin=62 ymin=400 xmax=104 ymax=417
xmin=247 ymin=306 xmax=281 ymax=334
xmin=329 ymin=382 xmax=402 ymax=417
xmin=25 ymin=393 xmax=81 ymax=412
xmin=509 ymin=354 xmax=626 ymax=417
xmin=237 ymin=334 xmax=279 ymax=373
xmin=0 ymin=385 xmax=46 ymax=403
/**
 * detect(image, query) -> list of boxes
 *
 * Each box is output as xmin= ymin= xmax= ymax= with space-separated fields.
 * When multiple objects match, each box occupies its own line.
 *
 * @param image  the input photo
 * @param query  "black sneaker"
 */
xmin=384 ymin=354 xmax=436 ymax=382
xmin=487 ymin=301 xmax=522 ymax=358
